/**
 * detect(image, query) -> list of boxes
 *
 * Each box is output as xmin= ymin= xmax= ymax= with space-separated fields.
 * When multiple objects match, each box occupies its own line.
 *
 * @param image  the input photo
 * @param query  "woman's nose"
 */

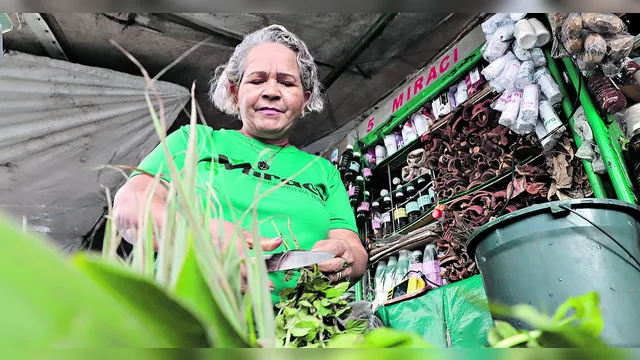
xmin=261 ymin=79 xmax=281 ymax=100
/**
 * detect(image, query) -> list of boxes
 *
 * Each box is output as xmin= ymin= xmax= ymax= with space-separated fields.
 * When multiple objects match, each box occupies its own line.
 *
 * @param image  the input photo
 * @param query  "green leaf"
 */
xmin=345 ymin=319 xmax=367 ymax=333
xmin=325 ymin=282 xmax=350 ymax=298
xmin=298 ymin=300 xmax=313 ymax=308
xmin=335 ymin=306 xmax=352 ymax=318
xmin=72 ymin=254 xmax=211 ymax=347
xmin=280 ymin=287 xmax=295 ymax=300
xmin=329 ymin=328 xmax=434 ymax=348
xmin=313 ymin=300 xmax=332 ymax=317
xmin=321 ymin=298 xmax=331 ymax=307
xmin=296 ymin=314 xmax=321 ymax=329
xmin=290 ymin=326 xmax=311 ymax=337
xmin=494 ymin=320 xmax=520 ymax=339
xmin=487 ymin=328 xmax=503 ymax=347
xmin=171 ymin=241 xmax=250 ymax=348
xmin=0 ymin=217 xmax=185 ymax=347
xmin=553 ymin=292 xmax=604 ymax=337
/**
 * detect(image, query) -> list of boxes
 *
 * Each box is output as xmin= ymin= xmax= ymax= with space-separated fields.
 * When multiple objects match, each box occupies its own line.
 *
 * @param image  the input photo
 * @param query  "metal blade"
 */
xmin=264 ymin=251 xmax=335 ymax=272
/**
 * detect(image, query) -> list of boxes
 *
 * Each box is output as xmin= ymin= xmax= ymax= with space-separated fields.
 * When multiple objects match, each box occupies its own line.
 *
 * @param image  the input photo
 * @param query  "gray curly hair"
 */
xmin=209 ymin=24 xmax=324 ymax=117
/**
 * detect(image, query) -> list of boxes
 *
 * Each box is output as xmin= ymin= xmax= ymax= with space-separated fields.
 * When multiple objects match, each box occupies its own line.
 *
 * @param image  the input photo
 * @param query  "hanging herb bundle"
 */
xmin=275 ymin=266 xmax=367 ymax=348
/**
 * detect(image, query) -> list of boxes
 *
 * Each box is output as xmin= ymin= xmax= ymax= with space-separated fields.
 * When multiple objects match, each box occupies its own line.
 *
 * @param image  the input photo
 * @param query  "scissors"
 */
xmin=262 ymin=250 xmax=335 ymax=272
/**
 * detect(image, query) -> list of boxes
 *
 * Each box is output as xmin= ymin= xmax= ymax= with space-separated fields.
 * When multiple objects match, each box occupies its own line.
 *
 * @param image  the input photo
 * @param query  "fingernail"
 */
xmin=269 ymin=236 xmax=283 ymax=244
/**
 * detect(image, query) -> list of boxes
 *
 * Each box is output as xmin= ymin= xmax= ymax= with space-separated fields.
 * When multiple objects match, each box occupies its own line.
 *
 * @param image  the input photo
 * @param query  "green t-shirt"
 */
xmin=131 ymin=124 xmax=357 ymax=303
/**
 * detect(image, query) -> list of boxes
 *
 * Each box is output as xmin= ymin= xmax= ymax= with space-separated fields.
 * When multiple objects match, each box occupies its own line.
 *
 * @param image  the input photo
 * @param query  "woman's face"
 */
xmin=232 ymin=42 xmax=311 ymax=141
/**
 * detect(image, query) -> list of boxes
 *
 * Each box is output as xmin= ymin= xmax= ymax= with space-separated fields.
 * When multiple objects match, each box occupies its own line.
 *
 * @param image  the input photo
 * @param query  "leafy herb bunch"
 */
xmin=275 ymin=266 xmax=367 ymax=348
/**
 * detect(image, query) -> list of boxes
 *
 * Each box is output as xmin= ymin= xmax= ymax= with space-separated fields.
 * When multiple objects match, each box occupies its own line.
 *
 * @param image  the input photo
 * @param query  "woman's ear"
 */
xmin=304 ymin=90 xmax=311 ymax=103
xmin=228 ymin=81 xmax=239 ymax=106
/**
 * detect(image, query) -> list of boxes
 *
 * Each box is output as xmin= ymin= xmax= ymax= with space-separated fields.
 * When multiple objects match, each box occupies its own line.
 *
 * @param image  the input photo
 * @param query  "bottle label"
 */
xmin=381 ymin=212 xmax=391 ymax=222
xmin=348 ymin=186 xmax=355 ymax=197
xmin=363 ymin=167 xmax=373 ymax=177
xmin=418 ymin=195 xmax=431 ymax=207
xmin=393 ymin=208 xmax=408 ymax=219
xmin=357 ymin=202 xmax=370 ymax=212
xmin=349 ymin=161 xmax=361 ymax=172
xmin=406 ymin=201 xmax=420 ymax=213
xmin=372 ymin=219 xmax=381 ymax=229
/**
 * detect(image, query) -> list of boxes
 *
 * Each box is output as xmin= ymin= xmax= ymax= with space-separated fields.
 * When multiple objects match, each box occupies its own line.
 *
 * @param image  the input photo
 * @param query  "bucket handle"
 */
xmin=558 ymin=204 xmax=640 ymax=272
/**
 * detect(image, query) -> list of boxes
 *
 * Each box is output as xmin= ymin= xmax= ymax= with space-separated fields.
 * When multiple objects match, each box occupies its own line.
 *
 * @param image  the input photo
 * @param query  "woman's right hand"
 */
xmin=208 ymin=219 xmax=282 ymax=293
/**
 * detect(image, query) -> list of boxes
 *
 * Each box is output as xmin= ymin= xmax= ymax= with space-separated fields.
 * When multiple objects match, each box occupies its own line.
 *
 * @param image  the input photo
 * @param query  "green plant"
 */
xmin=275 ymin=267 xmax=366 ymax=348
xmin=487 ymin=292 xmax=607 ymax=348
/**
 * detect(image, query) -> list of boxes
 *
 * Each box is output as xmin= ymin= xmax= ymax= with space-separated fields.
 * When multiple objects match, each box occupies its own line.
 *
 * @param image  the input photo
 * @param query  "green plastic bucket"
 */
xmin=466 ymin=199 xmax=640 ymax=347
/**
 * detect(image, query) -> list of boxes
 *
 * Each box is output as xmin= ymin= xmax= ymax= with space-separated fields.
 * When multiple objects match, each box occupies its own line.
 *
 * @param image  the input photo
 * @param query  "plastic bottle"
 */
xmin=393 ymin=202 xmax=408 ymax=229
xmin=422 ymin=244 xmax=443 ymax=288
xmin=383 ymin=256 xmax=398 ymax=296
xmin=408 ymin=250 xmax=425 ymax=293
xmin=338 ymin=145 xmax=353 ymax=176
xmin=350 ymin=176 xmax=364 ymax=206
xmin=384 ymin=134 xmax=398 ymax=156
xmin=402 ymin=121 xmax=418 ymax=143
xmin=371 ymin=201 xmax=382 ymax=239
xmin=393 ymin=250 xmax=411 ymax=288
xmin=374 ymin=261 xmax=387 ymax=304
xmin=375 ymin=144 xmax=388 ymax=163
xmin=411 ymin=112 xmax=429 ymax=135
xmin=344 ymin=152 xmax=361 ymax=182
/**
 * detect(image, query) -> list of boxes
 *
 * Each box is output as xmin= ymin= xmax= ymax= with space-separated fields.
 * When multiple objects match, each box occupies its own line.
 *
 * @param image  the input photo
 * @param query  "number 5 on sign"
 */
xmin=366 ymin=117 xmax=375 ymax=133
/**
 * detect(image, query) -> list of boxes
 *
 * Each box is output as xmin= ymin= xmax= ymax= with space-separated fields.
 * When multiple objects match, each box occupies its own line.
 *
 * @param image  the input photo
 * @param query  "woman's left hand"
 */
xmin=310 ymin=229 xmax=368 ymax=285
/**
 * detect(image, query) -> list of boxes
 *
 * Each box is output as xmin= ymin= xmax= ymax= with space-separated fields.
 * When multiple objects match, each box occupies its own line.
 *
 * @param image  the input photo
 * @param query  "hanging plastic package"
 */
xmin=539 ymin=99 xmax=566 ymax=136
xmin=515 ymin=60 xmax=535 ymax=89
xmin=573 ymin=106 xmax=606 ymax=174
xmin=561 ymin=13 xmax=584 ymax=56
xmin=455 ymin=80 xmax=469 ymax=105
xmin=384 ymin=133 xmax=398 ymax=157
xmin=512 ymin=41 xmax=532 ymax=61
xmin=494 ymin=22 xmax=516 ymax=42
xmin=434 ymin=92 xmax=452 ymax=118
xmin=510 ymin=13 xmax=527 ymax=21
xmin=402 ymin=121 xmax=418 ymax=144
xmin=375 ymin=144 xmax=387 ymax=164
xmin=448 ymin=85 xmax=458 ymax=109
xmin=514 ymin=19 xmax=537 ymax=49
xmin=534 ymin=67 xmax=563 ymax=105
xmin=482 ymin=51 xmax=515 ymax=80
xmin=605 ymin=34 xmax=635 ymax=63
xmin=395 ymin=131 xmax=405 ymax=149
xmin=483 ymin=35 xmax=510 ymax=62
xmin=466 ymin=67 xmax=486 ymax=94
xmin=578 ymin=33 xmax=607 ymax=71
xmin=582 ymin=13 xmax=626 ymax=35
xmin=481 ymin=13 xmax=510 ymax=35
xmin=411 ymin=112 xmax=429 ymax=135
xmin=549 ymin=13 xmax=569 ymax=58
xmin=528 ymin=18 xmax=551 ymax=47
xmin=499 ymin=89 xmax=523 ymax=129
xmin=514 ymin=84 xmax=539 ymax=134
xmin=587 ymin=73 xmax=627 ymax=114
xmin=492 ymin=88 xmax=512 ymax=112
xmin=530 ymin=47 xmax=547 ymax=68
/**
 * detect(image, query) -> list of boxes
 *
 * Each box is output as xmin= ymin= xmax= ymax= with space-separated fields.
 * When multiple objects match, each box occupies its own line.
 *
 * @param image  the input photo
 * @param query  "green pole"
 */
xmin=545 ymin=53 xmax=608 ymax=198
xmin=605 ymin=114 xmax=635 ymax=197
xmin=563 ymin=58 xmax=637 ymax=204
xmin=354 ymin=280 xmax=363 ymax=302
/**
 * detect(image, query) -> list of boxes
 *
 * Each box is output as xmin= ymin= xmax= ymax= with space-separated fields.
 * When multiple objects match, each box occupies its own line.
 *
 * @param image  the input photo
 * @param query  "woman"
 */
xmin=113 ymin=24 xmax=368 ymax=304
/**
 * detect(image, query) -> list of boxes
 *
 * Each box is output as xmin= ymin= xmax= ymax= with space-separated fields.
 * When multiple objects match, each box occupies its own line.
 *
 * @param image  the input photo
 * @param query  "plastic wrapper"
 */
xmin=549 ymin=13 xmax=569 ymax=58
xmin=562 ymin=13 xmax=583 ymax=39
xmin=513 ymin=41 xmax=532 ymax=61
xmin=465 ymin=66 xmax=484 ymax=95
xmin=534 ymin=67 xmax=563 ymax=105
xmin=601 ymin=59 xmax=624 ymax=78
xmin=515 ymin=60 xmax=534 ymax=89
xmin=455 ymin=80 xmax=469 ymax=105
xmin=582 ymin=13 xmax=626 ymax=35
xmin=587 ymin=73 xmax=627 ymax=114
xmin=499 ymin=58 xmax=522 ymax=91
xmin=341 ymin=301 xmax=385 ymax=330
xmin=530 ymin=47 xmax=547 ymax=68
xmin=481 ymin=51 xmax=515 ymax=80
xmin=483 ymin=35 xmax=510 ymax=62
xmin=494 ymin=23 xmax=516 ymax=42
xmin=528 ymin=18 xmax=551 ymax=47
xmin=482 ymin=13 xmax=510 ymax=35
xmin=515 ymin=19 xmax=537 ymax=49
xmin=605 ymin=34 xmax=635 ymax=63
xmin=578 ymin=33 xmax=607 ymax=71
xmin=619 ymin=58 xmax=640 ymax=85
xmin=563 ymin=36 xmax=584 ymax=56
xmin=510 ymin=13 xmax=527 ymax=21
xmin=539 ymin=100 xmax=565 ymax=136
xmin=492 ymin=88 xmax=512 ymax=112
xmin=535 ymin=117 xmax=557 ymax=150
xmin=513 ymin=84 xmax=539 ymax=134
xmin=499 ymin=89 xmax=523 ymax=129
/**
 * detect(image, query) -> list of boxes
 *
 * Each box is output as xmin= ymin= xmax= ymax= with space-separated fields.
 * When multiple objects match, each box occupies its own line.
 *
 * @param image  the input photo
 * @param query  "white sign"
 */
xmin=357 ymin=25 xmax=486 ymax=136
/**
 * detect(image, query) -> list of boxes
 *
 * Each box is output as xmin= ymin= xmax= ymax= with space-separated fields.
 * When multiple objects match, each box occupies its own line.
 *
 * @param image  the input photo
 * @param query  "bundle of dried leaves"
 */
xmin=275 ymin=267 xmax=367 ymax=348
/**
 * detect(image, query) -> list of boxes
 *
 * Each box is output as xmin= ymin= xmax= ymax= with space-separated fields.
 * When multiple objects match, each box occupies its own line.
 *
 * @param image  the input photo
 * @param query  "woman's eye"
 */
xmin=249 ymin=80 xmax=263 ymax=84
xmin=281 ymin=82 xmax=294 ymax=87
